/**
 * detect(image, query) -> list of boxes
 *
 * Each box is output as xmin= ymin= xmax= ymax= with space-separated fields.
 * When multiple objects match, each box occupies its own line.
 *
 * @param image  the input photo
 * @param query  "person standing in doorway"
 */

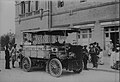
xmin=5 ymin=44 xmax=11 ymax=69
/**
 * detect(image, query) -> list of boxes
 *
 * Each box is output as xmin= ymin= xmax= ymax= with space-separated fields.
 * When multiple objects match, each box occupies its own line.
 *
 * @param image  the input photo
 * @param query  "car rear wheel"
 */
xmin=49 ymin=58 xmax=62 ymax=77
xmin=22 ymin=57 xmax=32 ymax=72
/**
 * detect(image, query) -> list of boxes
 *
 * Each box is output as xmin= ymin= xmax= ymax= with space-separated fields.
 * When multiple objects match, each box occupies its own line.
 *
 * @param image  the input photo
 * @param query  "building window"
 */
xmin=82 ymin=30 xmax=88 ymax=33
xmin=89 ymin=34 xmax=92 ymax=38
xmin=58 ymin=0 xmax=64 ymax=8
xmin=21 ymin=1 xmax=25 ymax=14
xmin=89 ymin=29 xmax=92 ymax=33
xmin=78 ymin=34 xmax=80 ymax=39
xmin=82 ymin=34 xmax=88 ymax=38
xmin=115 ymin=27 xmax=118 ymax=31
xmin=105 ymin=33 xmax=109 ymax=37
xmin=80 ymin=0 xmax=87 ymax=3
xmin=104 ymin=28 xmax=109 ymax=31
xmin=28 ymin=1 xmax=31 ymax=12
xmin=111 ymin=28 xmax=115 ymax=31
xmin=35 ymin=1 xmax=39 ymax=10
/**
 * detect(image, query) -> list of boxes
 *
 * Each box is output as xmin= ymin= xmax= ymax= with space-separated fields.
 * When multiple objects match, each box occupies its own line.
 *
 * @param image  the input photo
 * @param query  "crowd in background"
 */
xmin=82 ymin=42 xmax=103 ymax=70
xmin=82 ymin=41 xmax=120 ymax=70
xmin=4 ymin=43 xmax=23 ymax=69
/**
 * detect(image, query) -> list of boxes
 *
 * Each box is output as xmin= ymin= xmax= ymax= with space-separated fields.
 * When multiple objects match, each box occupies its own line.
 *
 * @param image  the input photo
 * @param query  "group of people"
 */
xmin=4 ymin=44 xmax=23 ymax=69
xmin=82 ymin=42 xmax=102 ymax=70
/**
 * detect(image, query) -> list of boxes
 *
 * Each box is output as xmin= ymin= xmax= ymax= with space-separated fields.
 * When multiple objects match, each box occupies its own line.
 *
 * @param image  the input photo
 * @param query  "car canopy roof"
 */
xmin=21 ymin=28 xmax=79 ymax=36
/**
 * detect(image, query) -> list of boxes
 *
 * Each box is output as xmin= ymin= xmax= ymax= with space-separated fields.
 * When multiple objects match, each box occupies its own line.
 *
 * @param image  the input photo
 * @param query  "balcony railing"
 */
xmin=26 ymin=12 xmax=32 ymax=17
xmin=33 ymin=9 xmax=40 ymax=15
xmin=19 ymin=13 xmax=25 ymax=18
xmin=19 ymin=9 xmax=43 ymax=18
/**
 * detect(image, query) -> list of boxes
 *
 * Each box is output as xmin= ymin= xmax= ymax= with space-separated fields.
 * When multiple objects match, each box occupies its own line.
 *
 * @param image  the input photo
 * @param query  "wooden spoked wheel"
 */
xmin=49 ymin=58 xmax=62 ymax=77
xmin=22 ymin=57 xmax=32 ymax=72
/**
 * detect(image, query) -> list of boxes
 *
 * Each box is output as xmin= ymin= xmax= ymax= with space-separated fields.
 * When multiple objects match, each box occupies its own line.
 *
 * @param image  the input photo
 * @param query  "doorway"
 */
xmin=110 ymin=32 xmax=119 ymax=48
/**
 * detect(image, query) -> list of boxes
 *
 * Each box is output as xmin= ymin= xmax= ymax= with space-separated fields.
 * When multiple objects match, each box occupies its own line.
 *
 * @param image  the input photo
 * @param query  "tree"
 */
xmin=0 ymin=35 xmax=10 ymax=50
xmin=0 ymin=33 xmax=15 ymax=51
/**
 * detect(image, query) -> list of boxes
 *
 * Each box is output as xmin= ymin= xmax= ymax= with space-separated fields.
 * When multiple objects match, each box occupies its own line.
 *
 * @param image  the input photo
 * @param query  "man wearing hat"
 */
xmin=5 ymin=44 xmax=11 ymax=69
xmin=89 ymin=43 xmax=99 ymax=68
xmin=107 ymin=40 xmax=113 ymax=56
xmin=83 ymin=45 xmax=89 ymax=70
xmin=10 ymin=44 xmax=17 ymax=68
xmin=18 ymin=45 xmax=24 ymax=68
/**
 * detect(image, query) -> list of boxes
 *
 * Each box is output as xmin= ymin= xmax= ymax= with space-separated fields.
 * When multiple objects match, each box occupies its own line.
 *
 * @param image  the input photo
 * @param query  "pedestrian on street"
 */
xmin=112 ymin=47 xmax=120 ymax=69
xmin=110 ymin=48 xmax=116 ymax=68
xmin=83 ymin=45 xmax=89 ymax=70
xmin=114 ymin=47 xmax=120 ymax=70
xmin=89 ymin=43 xmax=99 ymax=68
xmin=107 ymin=40 xmax=113 ymax=56
xmin=96 ymin=43 xmax=101 ymax=54
xmin=11 ymin=44 xmax=17 ymax=68
xmin=18 ymin=45 xmax=24 ymax=68
xmin=5 ymin=44 xmax=11 ymax=69
xmin=98 ymin=49 xmax=104 ymax=65
xmin=88 ymin=43 xmax=93 ymax=63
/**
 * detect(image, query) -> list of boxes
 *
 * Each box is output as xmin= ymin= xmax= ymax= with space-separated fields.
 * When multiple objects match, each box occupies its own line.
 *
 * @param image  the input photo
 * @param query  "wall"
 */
xmin=15 ymin=1 xmax=49 ymax=46
xmin=51 ymin=0 xmax=119 ymax=49
xmin=52 ymin=1 xmax=119 ymax=27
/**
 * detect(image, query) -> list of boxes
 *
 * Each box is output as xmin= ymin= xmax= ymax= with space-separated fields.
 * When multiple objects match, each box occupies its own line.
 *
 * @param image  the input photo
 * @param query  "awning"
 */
xmin=74 ymin=24 xmax=94 ymax=29
xmin=21 ymin=28 xmax=79 ymax=36
xmin=101 ymin=21 xmax=120 ymax=27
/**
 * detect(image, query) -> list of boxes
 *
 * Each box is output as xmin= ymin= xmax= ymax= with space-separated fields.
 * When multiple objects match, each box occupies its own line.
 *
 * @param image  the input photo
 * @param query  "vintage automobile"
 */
xmin=20 ymin=28 xmax=83 ymax=77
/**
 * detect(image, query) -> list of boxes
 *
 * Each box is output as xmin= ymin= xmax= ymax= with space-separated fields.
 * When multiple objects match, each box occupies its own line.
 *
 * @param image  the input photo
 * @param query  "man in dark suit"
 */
xmin=89 ymin=43 xmax=98 ymax=68
xmin=11 ymin=44 xmax=17 ymax=68
xmin=18 ymin=45 xmax=24 ymax=68
xmin=5 ymin=45 xmax=11 ymax=69
xmin=83 ymin=45 xmax=89 ymax=70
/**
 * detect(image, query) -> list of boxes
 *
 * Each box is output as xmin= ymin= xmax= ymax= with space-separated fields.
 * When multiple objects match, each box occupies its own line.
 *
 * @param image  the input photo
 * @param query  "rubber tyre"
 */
xmin=49 ymin=58 xmax=62 ymax=77
xmin=22 ymin=57 xmax=32 ymax=72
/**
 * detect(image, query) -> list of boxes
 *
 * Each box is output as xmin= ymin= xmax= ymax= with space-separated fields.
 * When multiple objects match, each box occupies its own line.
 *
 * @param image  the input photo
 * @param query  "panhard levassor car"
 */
xmin=20 ymin=28 xmax=83 ymax=77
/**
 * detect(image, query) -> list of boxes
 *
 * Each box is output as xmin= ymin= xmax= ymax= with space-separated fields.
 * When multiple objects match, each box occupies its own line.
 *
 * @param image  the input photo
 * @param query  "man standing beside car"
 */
xmin=83 ymin=45 xmax=89 ymax=70
xmin=11 ymin=44 xmax=17 ymax=68
xmin=5 ymin=44 xmax=11 ymax=69
xmin=89 ymin=43 xmax=99 ymax=68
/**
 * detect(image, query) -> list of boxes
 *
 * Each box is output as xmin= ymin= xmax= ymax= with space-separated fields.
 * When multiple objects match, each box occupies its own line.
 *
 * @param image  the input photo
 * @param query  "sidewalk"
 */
xmin=87 ymin=55 xmax=119 ymax=73
xmin=0 ymin=51 xmax=5 ymax=60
